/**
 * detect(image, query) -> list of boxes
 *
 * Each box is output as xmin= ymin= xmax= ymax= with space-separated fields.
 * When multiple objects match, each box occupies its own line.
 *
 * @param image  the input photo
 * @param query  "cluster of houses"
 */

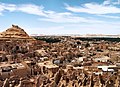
xmin=0 ymin=25 xmax=120 ymax=87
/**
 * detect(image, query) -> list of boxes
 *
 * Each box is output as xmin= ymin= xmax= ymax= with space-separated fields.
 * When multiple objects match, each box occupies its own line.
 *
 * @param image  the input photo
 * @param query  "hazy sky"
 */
xmin=0 ymin=0 xmax=120 ymax=35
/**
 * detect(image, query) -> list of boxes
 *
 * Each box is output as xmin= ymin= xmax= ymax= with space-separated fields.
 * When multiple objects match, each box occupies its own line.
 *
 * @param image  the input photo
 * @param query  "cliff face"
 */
xmin=0 ymin=25 xmax=35 ymax=41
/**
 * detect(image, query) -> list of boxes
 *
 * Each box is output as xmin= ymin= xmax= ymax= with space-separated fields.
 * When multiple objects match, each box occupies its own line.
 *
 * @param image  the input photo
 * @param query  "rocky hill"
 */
xmin=0 ymin=25 xmax=35 ymax=41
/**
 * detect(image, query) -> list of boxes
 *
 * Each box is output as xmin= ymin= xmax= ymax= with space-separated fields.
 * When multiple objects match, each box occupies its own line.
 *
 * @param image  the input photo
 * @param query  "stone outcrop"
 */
xmin=0 ymin=25 xmax=35 ymax=41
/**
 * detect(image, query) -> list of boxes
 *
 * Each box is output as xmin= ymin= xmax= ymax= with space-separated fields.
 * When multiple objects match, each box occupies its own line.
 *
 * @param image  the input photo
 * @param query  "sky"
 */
xmin=0 ymin=0 xmax=120 ymax=35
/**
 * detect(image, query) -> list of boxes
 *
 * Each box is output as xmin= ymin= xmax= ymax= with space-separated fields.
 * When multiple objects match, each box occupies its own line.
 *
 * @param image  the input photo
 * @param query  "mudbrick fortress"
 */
xmin=0 ymin=25 xmax=120 ymax=87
